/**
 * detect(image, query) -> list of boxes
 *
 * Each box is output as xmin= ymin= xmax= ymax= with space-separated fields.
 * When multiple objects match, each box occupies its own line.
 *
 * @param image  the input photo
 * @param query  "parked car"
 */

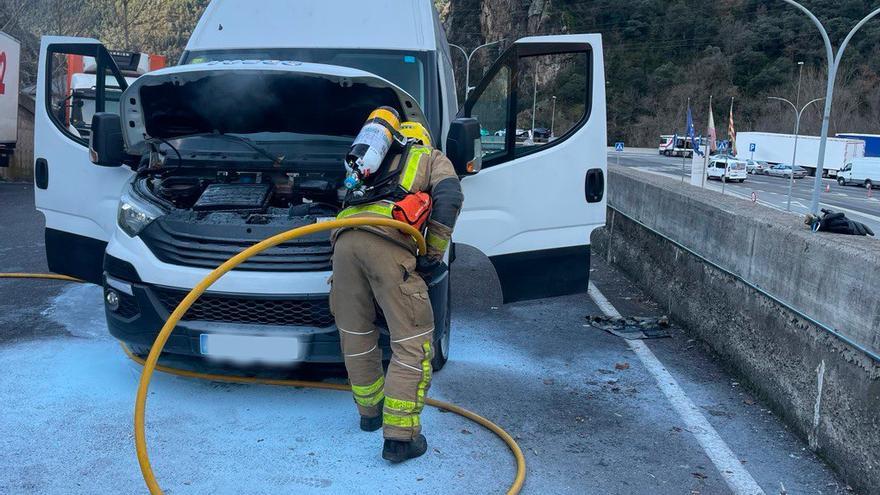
xmin=764 ymin=164 xmax=807 ymax=179
xmin=707 ymin=156 xmax=747 ymax=182
xmin=533 ymin=127 xmax=552 ymax=140
xmin=837 ymin=157 xmax=880 ymax=189
xmin=745 ymin=159 xmax=769 ymax=174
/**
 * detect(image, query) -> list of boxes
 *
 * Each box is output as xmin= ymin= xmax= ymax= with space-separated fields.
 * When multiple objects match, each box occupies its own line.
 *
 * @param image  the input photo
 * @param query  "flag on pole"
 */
xmin=707 ymin=96 xmax=717 ymax=154
xmin=686 ymin=100 xmax=703 ymax=157
xmin=728 ymin=97 xmax=737 ymax=156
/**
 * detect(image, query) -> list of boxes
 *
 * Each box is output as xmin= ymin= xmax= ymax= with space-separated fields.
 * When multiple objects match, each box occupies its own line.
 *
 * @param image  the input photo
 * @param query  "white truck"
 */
xmin=706 ymin=156 xmax=747 ymax=183
xmin=33 ymin=0 xmax=608 ymax=369
xmin=837 ymin=157 xmax=880 ymax=189
xmin=737 ymin=131 xmax=864 ymax=177
xmin=0 ymin=32 xmax=21 ymax=168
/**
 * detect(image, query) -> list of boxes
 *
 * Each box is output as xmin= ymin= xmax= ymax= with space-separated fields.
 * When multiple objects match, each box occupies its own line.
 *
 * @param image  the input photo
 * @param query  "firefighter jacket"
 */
xmin=334 ymin=144 xmax=464 ymax=260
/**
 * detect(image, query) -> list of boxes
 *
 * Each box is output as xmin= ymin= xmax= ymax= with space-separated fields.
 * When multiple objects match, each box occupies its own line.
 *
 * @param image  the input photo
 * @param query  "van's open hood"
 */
xmin=121 ymin=61 xmax=428 ymax=153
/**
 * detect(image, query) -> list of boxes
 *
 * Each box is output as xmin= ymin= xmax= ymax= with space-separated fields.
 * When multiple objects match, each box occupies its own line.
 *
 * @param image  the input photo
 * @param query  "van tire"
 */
xmin=838 ymin=177 xmax=846 ymax=186
xmin=431 ymin=280 xmax=451 ymax=371
xmin=866 ymin=179 xmax=873 ymax=190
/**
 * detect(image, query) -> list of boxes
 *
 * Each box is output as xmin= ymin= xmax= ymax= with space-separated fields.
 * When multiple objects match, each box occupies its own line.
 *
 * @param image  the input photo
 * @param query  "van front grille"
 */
xmin=152 ymin=287 xmax=334 ymax=328
xmin=140 ymin=218 xmax=333 ymax=272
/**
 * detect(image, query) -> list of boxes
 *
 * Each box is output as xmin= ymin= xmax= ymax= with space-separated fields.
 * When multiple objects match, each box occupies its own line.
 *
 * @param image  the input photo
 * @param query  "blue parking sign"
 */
xmin=749 ymin=143 xmax=756 ymax=152
xmin=615 ymin=142 xmax=624 ymax=152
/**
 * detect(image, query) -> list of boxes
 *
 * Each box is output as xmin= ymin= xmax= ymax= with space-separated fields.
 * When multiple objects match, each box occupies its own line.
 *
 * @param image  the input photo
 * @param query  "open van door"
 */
xmin=34 ymin=37 xmax=133 ymax=284
xmin=455 ymin=35 xmax=606 ymax=303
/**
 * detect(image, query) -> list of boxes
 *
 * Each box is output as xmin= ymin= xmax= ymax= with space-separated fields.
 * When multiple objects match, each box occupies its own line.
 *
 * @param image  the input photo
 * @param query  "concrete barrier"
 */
xmin=593 ymin=166 xmax=880 ymax=493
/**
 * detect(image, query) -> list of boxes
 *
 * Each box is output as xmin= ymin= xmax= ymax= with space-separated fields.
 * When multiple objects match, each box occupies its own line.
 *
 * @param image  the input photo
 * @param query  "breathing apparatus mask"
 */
xmin=344 ymin=107 xmax=406 ymax=197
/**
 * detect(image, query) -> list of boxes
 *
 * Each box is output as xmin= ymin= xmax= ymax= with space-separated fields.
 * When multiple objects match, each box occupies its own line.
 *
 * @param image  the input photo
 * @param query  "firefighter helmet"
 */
xmin=400 ymin=121 xmax=432 ymax=147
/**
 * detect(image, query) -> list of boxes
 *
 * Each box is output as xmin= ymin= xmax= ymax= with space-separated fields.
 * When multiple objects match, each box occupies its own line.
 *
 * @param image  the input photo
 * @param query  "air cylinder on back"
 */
xmin=344 ymin=107 xmax=402 ymax=189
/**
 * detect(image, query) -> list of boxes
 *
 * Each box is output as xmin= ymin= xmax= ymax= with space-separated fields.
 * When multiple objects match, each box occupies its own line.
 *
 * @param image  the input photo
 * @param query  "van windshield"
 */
xmin=182 ymin=49 xmax=426 ymax=108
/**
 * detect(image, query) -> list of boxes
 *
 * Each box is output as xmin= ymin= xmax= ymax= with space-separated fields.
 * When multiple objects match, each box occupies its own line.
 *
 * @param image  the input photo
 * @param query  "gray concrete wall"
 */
xmin=593 ymin=166 xmax=880 ymax=494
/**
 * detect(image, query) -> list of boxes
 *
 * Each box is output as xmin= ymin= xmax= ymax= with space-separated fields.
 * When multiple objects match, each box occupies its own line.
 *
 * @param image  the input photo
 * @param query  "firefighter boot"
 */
xmin=382 ymin=434 xmax=428 ymax=463
xmin=360 ymin=398 xmax=384 ymax=432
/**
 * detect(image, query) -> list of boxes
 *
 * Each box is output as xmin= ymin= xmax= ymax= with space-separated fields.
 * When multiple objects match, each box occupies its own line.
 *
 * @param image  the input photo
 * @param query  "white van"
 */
xmin=837 ymin=157 xmax=880 ymax=189
xmin=707 ymin=156 xmax=747 ymax=183
xmin=33 ymin=0 xmax=607 ymax=369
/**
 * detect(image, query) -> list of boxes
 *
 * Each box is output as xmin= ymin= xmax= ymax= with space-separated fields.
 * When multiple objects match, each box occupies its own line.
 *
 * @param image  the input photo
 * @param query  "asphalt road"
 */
xmin=610 ymin=149 xmax=880 ymax=236
xmin=0 ymin=181 xmax=849 ymax=494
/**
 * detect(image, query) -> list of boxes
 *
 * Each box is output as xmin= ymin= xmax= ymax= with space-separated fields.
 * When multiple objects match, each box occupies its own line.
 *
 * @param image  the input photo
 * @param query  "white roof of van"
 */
xmin=187 ymin=0 xmax=439 ymax=52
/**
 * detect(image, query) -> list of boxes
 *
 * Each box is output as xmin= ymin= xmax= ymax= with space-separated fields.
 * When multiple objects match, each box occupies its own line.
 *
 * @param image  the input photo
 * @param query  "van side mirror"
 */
xmin=89 ymin=113 xmax=125 ymax=167
xmin=445 ymin=117 xmax=482 ymax=176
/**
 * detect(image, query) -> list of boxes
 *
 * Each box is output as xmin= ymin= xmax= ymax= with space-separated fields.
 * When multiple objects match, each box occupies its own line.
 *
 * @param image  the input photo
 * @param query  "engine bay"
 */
xmin=137 ymin=168 xmax=343 ymax=225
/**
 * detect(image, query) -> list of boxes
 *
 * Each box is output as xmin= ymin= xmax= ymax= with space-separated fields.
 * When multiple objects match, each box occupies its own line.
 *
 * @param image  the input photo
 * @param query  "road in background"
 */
xmin=609 ymin=148 xmax=880 ymax=235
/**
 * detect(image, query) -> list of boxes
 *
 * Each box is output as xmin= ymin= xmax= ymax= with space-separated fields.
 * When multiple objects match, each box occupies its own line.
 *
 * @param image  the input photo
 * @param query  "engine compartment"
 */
xmin=139 ymin=168 xmax=343 ymax=224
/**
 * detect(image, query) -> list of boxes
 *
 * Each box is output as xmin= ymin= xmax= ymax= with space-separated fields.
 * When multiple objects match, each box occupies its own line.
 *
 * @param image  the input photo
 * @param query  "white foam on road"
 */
xmin=588 ymin=282 xmax=766 ymax=495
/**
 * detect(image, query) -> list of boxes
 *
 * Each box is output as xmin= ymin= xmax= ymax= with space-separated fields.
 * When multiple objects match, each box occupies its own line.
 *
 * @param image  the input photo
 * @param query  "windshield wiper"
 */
xmin=173 ymin=132 xmax=286 ymax=166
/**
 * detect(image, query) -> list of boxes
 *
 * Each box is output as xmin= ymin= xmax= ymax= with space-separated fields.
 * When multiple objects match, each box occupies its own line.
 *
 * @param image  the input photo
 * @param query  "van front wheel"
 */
xmin=431 ymin=280 xmax=451 ymax=371
xmin=866 ymin=179 xmax=873 ymax=190
xmin=838 ymin=177 xmax=846 ymax=186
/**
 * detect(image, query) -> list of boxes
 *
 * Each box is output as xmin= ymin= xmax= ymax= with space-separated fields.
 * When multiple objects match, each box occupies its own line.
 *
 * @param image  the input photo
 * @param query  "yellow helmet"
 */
xmin=399 ymin=121 xmax=432 ymax=147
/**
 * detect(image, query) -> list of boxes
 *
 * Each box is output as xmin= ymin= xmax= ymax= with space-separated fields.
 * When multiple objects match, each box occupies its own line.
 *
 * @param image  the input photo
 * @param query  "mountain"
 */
xmin=443 ymin=0 xmax=880 ymax=146
xmin=5 ymin=0 xmax=879 ymax=147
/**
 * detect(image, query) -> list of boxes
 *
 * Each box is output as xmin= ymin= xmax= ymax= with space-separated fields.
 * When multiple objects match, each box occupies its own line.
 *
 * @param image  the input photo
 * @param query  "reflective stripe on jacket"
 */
xmin=333 ymin=145 xmax=461 ymax=259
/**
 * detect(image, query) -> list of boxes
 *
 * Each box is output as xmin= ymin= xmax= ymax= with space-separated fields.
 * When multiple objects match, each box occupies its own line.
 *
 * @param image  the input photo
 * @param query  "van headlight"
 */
xmin=118 ymin=190 xmax=163 ymax=237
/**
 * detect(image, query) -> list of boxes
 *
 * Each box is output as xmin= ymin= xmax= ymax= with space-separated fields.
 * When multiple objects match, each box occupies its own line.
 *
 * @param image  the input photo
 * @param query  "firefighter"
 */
xmin=330 ymin=107 xmax=463 ymax=462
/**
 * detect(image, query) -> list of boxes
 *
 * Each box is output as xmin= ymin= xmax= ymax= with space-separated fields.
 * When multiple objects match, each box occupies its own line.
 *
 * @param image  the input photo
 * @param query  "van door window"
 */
xmin=469 ymin=65 xmax=511 ymax=160
xmin=465 ymin=44 xmax=591 ymax=168
xmin=46 ymin=46 xmax=128 ymax=145
xmin=514 ymin=52 xmax=588 ymax=155
xmin=716 ymin=161 xmax=726 ymax=169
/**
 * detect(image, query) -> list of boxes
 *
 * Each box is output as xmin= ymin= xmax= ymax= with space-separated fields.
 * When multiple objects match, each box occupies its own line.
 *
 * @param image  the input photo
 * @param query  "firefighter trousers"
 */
xmin=330 ymin=229 xmax=435 ymax=441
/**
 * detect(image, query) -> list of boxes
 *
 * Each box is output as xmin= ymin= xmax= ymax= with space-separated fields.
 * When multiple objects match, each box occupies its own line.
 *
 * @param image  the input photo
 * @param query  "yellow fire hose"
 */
xmin=2 ymin=217 xmax=526 ymax=494
xmin=0 ymin=273 xmax=83 ymax=282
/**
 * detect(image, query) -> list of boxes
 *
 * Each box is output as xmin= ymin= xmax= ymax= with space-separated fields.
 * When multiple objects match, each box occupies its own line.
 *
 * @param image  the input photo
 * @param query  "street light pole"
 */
xmin=550 ymin=96 xmax=557 ymax=139
xmin=781 ymin=1 xmax=880 ymax=216
xmin=788 ymin=61 xmax=805 ymax=211
xmin=448 ymin=39 xmax=506 ymax=102
xmin=768 ymin=95 xmax=825 ymax=211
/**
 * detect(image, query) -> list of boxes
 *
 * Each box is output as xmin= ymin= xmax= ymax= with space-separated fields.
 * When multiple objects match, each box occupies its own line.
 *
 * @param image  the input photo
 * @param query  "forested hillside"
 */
xmin=0 ymin=0 xmax=209 ymax=88
xmin=443 ymin=0 xmax=880 ymax=146
xmin=4 ymin=0 xmax=880 ymax=146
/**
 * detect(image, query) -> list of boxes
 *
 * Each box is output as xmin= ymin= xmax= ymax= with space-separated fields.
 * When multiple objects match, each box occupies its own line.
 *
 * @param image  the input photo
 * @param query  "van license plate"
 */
xmin=199 ymin=334 xmax=303 ymax=364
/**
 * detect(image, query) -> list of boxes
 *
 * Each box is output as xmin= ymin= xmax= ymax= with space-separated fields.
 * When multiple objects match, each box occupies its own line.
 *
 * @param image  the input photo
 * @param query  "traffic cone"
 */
xmin=825 ymin=183 xmax=831 ymax=193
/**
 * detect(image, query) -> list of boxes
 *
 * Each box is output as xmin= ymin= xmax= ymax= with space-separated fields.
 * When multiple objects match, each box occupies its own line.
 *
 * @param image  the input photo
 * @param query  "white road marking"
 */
xmin=588 ymin=282 xmax=766 ymax=495
xmin=810 ymin=360 xmax=826 ymax=451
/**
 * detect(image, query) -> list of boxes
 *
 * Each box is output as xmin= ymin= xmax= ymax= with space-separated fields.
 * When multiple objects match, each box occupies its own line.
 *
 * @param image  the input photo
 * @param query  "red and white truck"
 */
xmin=0 ymin=32 xmax=21 ymax=167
